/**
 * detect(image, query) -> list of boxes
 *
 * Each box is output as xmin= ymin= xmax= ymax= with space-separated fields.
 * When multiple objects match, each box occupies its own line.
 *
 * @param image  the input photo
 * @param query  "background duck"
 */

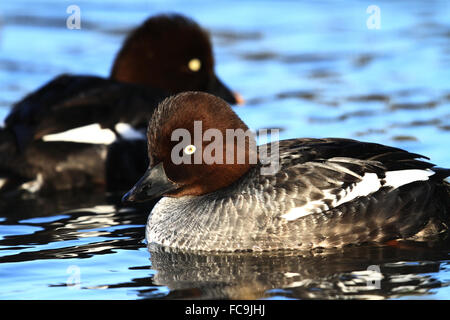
xmin=0 ymin=14 xmax=242 ymax=195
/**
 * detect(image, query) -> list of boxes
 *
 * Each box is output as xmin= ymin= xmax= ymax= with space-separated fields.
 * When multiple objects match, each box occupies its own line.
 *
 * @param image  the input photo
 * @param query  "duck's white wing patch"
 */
xmin=43 ymin=123 xmax=116 ymax=144
xmin=334 ymin=173 xmax=381 ymax=207
xmin=281 ymin=169 xmax=435 ymax=221
xmin=42 ymin=123 xmax=145 ymax=144
xmin=384 ymin=169 xmax=434 ymax=189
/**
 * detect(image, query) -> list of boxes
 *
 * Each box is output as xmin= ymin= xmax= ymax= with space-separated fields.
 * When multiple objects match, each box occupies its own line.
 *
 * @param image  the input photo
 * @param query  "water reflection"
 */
xmin=0 ymin=192 xmax=150 ymax=264
xmin=145 ymin=241 xmax=450 ymax=300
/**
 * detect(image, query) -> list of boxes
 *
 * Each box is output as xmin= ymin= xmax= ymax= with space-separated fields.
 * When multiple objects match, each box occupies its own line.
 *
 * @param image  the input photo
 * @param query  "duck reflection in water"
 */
xmin=144 ymin=239 xmax=449 ymax=300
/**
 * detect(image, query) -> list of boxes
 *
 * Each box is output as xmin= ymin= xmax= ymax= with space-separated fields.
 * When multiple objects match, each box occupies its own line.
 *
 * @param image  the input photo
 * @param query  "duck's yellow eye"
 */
xmin=184 ymin=144 xmax=196 ymax=155
xmin=188 ymin=58 xmax=201 ymax=72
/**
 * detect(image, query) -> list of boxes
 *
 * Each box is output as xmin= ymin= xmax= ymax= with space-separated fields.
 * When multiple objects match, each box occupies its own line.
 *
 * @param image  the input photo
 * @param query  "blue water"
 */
xmin=0 ymin=0 xmax=449 ymax=299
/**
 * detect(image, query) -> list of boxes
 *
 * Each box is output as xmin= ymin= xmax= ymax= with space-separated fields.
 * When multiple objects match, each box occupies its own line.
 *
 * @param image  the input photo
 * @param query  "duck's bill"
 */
xmin=207 ymin=75 xmax=243 ymax=105
xmin=122 ymin=162 xmax=178 ymax=203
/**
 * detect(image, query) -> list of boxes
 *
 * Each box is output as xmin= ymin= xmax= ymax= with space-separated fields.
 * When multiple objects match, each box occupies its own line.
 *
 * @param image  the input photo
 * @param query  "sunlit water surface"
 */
xmin=0 ymin=0 xmax=449 ymax=299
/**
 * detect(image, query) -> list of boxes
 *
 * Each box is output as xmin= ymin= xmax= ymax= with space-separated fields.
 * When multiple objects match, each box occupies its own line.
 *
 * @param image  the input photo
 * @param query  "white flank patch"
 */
xmin=0 ymin=178 xmax=6 ymax=189
xmin=42 ymin=123 xmax=145 ymax=144
xmin=282 ymin=169 xmax=435 ymax=221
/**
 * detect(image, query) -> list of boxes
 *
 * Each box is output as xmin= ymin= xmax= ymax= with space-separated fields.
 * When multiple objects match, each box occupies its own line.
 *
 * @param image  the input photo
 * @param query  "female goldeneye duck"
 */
xmin=0 ymin=14 xmax=247 ymax=194
xmin=123 ymin=92 xmax=450 ymax=252
xmin=5 ymin=13 xmax=243 ymax=151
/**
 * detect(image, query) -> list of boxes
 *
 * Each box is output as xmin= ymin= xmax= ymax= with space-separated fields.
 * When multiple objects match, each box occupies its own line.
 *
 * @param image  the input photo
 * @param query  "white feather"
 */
xmin=384 ymin=169 xmax=434 ymax=189
xmin=42 ymin=123 xmax=145 ymax=144
xmin=334 ymin=173 xmax=381 ymax=207
xmin=42 ymin=123 xmax=116 ymax=144
xmin=282 ymin=169 xmax=435 ymax=221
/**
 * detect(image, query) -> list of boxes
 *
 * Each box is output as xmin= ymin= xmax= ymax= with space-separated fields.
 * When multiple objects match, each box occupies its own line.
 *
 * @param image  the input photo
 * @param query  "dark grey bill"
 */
xmin=122 ymin=162 xmax=179 ymax=203
xmin=207 ymin=74 xmax=237 ymax=104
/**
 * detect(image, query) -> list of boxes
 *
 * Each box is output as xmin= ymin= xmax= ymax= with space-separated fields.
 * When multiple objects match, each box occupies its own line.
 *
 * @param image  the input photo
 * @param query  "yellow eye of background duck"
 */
xmin=188 ymin=58 xmax=201 ymax=72
xmin=184 ymin=144 xmax=196 ymax=155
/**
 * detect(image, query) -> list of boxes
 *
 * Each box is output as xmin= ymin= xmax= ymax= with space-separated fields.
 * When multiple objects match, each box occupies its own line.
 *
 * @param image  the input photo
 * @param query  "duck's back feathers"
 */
xmin=5 ymin=74 xmax=166 ymax=150
xmin=274 ymin=137 xmax=433 ymax=169
xmin=254 ymin=138 xmax=449 ymax=245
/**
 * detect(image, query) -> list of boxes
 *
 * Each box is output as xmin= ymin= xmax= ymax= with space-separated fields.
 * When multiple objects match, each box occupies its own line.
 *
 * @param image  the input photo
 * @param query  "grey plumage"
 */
xmin=146 ymin=138 xmax=450 ymax=251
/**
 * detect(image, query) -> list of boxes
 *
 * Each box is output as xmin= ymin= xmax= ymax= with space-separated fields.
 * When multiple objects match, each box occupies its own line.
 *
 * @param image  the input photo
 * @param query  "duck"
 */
xmin=0 ymin=14 xmax=242 ymax=194
xmin=122 ymin=91 xmax=450 ymax=252
xmin=3 ymin=13 xmax=242 ymax=151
